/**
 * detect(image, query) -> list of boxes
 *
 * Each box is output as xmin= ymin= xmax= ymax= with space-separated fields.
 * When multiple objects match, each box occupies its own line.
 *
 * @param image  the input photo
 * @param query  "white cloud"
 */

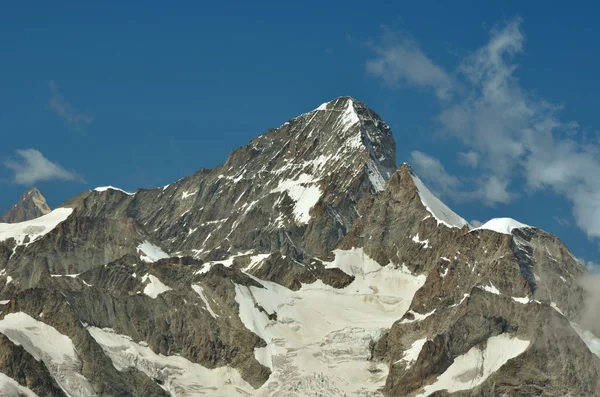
xmin=369 ymin=17 xmax=600 ymax=241
xmin=366 ymin=31 xmax=454 ymax=100
xmin=410 ymin=151 xmax=460 ymax=196
xmin=470 ymin=220 xmax=484 ymax=228
xmin=3 ymin=149 xmax=82 ymax=185
xmin=411 ymin=151 xmax=513 ymax=205
xmin=48 ymin=81 xmax=93 ymax=131
xmin=458 ymin=151 xmax=480 ymax=168
xmin=580 ymin=258 xmax=600 ymax=273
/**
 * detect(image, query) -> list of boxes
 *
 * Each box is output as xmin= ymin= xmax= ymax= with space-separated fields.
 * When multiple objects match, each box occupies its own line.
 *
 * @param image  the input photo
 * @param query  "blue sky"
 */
xmin=2 ymin=1 xmax=600 ymax=269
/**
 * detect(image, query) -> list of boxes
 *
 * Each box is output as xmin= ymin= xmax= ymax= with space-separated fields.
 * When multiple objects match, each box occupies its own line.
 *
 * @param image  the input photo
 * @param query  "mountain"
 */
xmin=0 ymin=96 xmax=599 ymax=396
xmin=1 ymin=187 xmax=51 ymax=223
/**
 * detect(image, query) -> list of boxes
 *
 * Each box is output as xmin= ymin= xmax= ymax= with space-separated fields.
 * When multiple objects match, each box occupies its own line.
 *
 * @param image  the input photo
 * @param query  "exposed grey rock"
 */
xmin=247 ymin=252 xmax=354 ymax=290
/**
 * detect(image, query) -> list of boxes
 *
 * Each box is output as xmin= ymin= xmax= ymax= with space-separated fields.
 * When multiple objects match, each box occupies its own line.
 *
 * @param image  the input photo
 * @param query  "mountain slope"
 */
xmin=1 ymin=187 xmax=51 ymax=223
xmin=0 ymin=97 xmax=598 ymax=396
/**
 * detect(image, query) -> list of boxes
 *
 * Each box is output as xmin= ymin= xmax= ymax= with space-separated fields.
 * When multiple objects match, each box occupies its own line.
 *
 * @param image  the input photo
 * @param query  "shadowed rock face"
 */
xmin=2 ymin=187 xmax=51 ymax=223
xmin=0 ymin=97 xmax=598 ymax=396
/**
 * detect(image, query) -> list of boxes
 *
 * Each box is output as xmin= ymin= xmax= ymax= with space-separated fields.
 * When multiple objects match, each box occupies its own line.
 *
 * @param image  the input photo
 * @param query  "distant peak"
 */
xmin=25 ymin=186 xmax=41 ymax=194
xmin=2 ymin=187 xmax=51 ymax=223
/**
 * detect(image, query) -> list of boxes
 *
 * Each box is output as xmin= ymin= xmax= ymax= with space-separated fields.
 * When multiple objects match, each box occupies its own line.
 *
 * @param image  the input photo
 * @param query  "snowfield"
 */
xmin=0 ymin=372 xmax=38 ymax=397
xmin=0 ymin=208 xmax=73 ymax=248
xmin=137 ymin=240 xmax=170 ymax=262
xmin=235 ymin=248 xmax=427 ymax=396
xmin=415 ymin=334 xmax=530 ymax=396
xmin=87 ymin=327 xmax=254 ymax=396
xmin=0 ymin=312 xmax=96 ymax=396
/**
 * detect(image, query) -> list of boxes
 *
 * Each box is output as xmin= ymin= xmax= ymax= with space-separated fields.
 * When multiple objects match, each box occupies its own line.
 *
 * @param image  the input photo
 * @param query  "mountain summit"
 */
xmin=1 ymin=187 xmax=51 ymax=223
xmin=0 ymin=98 xmax=598 ymax=396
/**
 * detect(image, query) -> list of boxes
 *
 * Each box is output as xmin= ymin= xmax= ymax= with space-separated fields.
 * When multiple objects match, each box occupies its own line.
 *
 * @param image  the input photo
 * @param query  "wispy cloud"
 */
xmin=3 ymin=149 xmax=82 ymax=185
xmin=48 ymin=81 xmax=94 ymax=131
xmin=366 ymin=31 xmax=454 ymax=100
xmin=410 ymin=150 xmax=461 ymax=198
xmin=470 ymin=220 xmax=484 ymax=228
xmin=458 ymin=151 xmax=480 ymax=168
xmin=367 ymin=17 xmax=600 ymax=241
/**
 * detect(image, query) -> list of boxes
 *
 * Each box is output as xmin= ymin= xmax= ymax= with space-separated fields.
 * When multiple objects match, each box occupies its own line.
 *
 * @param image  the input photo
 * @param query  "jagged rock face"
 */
xmin=0 ymin=97 xmax=599 ymax=396
xmin=1 ymin=187 xmax=51 ymax=223
xmin=67 ymin=96 xmax=395 ymax=262
xmin=339 ymin=164 xmax=470 ymax=273
xmin=6 ymin=209 xmax=152 ymax=288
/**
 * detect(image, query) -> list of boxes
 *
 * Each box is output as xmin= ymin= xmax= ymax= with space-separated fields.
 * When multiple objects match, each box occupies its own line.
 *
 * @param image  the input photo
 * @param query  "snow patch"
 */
xmin=181 ymin=190 xmax=197 ymax=199
xmin=340 ymin=98 xmax=360 ymax=129
xmin=191 ymin=285 xmax=219 ymax=318
xmin=410 ymin=172 xmax=469 ymax=229
xmin=193 ymin=251 xmax=258 ymax=274
xmin=471 ymin=218 xmax=531 ymax=235
xmin=412 ymin=233 xmax=430 ymax=248
xmin=450 ymin=293 xmax=470 ymax=307
xmin=400 ymin=309 xmax=436 ymax=324
xmin=141 ymin=274 xmax=172 ymax=298
xmin=396 ymin=338 xmax=427 ymax=368
xmin=243 ymin=253 xmax=271 ymax=272
xmin=366 ymin=158 xmax=387 ymax=193
xmin=137 ymin=241 xmax=169 ymax=263
xmin=551 ymin=302 xmax=564 ymax=315
xmin=93 ymin=186 xmax=134 ymax=195
xmin=480 ymin=282 xmax=501 ymax=295
xmin=272 ymin=174 xmax=322 ymax=224
xmin=316 ymin=102 xmax=328 ymax=111
xmin=415 ymin=334 xmax=530 ymax=396
xmin=512 ymin=296 xmax=530 ymax=304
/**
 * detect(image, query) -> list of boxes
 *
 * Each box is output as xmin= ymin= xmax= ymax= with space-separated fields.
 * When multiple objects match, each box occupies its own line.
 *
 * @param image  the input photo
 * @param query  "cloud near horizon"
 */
xmin=48 ymin=80 xmax=94 ymax=131
xmin=367 ymin=17 xmax=600 ymax=242
xmin=3 ymin=149 xmax=82 ymax=185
